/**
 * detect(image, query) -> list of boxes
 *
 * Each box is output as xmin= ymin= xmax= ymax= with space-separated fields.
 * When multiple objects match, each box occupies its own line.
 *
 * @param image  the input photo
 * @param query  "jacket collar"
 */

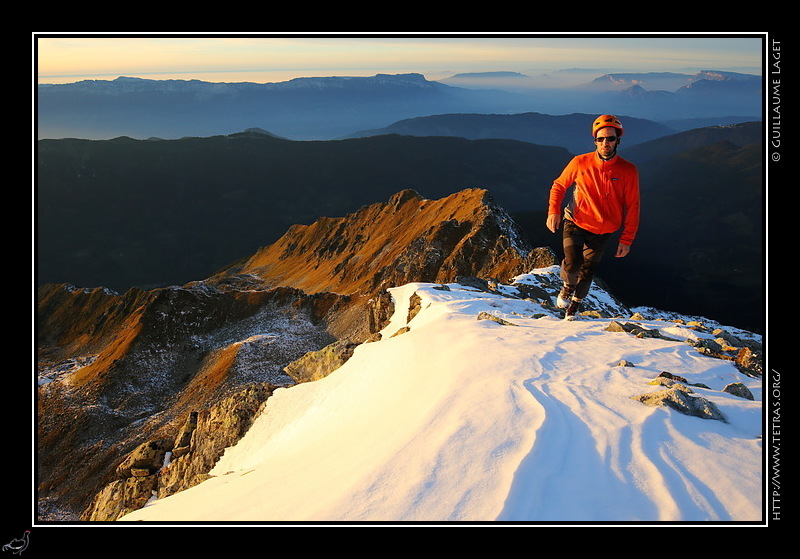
xmin=595 ymin=151 xmax=619 ymax=163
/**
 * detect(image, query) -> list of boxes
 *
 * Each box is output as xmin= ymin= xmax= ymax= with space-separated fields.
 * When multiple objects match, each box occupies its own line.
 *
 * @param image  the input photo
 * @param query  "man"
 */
xmin=546 ymin=114 xmax=640 ymax=320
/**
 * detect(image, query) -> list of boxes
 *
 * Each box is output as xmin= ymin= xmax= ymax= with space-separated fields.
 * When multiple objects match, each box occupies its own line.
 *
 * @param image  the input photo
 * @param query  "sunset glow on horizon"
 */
xmin=35 ymin=33 xmax=765 ymax=85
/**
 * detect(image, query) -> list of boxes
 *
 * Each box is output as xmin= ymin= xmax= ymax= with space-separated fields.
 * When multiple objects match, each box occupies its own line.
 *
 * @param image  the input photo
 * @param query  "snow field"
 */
xmin=120 ymin=268 xmax=762 ymax=523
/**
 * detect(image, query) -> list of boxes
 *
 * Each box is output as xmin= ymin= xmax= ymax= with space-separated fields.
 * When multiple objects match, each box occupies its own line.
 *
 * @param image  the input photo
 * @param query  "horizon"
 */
xmin=34 ymin=34 xmax=765 ymax=86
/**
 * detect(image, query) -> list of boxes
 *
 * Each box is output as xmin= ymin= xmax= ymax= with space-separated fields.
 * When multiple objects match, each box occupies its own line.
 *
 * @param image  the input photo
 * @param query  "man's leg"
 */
xmin=560 ymin=221 xmax=611 ymax=317
xmin=558 ymin=220 xmax=582 ymax=308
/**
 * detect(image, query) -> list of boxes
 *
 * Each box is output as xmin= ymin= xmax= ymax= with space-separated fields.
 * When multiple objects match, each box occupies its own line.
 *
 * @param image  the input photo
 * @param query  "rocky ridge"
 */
xmin=37 ymin=188 xmax=555 ymax=521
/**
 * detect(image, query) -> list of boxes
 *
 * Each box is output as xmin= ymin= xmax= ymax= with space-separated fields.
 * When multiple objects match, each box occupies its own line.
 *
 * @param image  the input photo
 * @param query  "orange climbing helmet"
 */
xmin=592 ymin=114 xmax=624 ymax=138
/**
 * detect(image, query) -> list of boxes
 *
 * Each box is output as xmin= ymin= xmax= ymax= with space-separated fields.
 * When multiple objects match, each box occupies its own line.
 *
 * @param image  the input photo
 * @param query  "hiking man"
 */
xmin=546 ymin=114 xmax=640 ymax=320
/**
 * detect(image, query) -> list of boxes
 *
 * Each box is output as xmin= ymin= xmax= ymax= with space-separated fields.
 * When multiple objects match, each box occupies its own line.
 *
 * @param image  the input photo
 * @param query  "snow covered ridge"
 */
xmin=121 ymin=267 xmax=762 ymax=523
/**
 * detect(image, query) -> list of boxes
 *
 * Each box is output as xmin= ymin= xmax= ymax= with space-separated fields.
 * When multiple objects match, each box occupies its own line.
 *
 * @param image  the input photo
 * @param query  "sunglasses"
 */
xmin=594 ymin=136 xmax=618 ymax=143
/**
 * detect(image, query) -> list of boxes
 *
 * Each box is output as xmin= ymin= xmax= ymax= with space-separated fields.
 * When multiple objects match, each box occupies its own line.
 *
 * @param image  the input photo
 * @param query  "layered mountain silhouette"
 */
xmin=36 ymin=72 xmax=761 ymax=142
xmin=36 ymin=73 xmax=529 ymax=140
xmin=347 ymin=112 xmax=676 ymax=154
xmin=37 ymin=188 xmax=555 ymax=520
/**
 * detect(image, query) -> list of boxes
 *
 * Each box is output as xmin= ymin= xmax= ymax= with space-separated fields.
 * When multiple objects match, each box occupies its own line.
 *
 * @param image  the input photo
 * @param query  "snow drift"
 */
xmin=120 ymin=266 xmax=762 ymax=524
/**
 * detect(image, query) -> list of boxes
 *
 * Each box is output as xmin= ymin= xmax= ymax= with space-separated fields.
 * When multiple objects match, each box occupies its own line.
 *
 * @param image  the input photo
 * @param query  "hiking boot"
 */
xmin=557 ymin=284 xmax=576 ymax=308
xmin=564 ymin=298 xmax=583 ymax=321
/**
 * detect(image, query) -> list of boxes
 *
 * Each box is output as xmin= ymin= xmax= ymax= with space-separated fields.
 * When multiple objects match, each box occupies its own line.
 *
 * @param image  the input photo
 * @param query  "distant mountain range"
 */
xmin=36 ymin=73 xmax=522 ymax=140
xmin=347 ymin=112 xmax=677 ymax=154
xmin=586 ymin=70 xmax=761 ymax=91
xmin=36 ymin=71 xmax=762 ymax=141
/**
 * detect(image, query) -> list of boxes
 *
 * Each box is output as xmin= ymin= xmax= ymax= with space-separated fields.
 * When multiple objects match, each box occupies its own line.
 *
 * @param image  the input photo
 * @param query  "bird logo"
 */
xmin=2 ymin=531 xmax=29 ymax=555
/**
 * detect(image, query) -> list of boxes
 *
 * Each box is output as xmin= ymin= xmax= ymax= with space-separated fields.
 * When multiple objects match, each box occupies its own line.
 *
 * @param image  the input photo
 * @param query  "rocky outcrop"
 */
xmin=81 ymin=383 xmax=274 ymax=521
xmin=80 ymin=472 xmax=160 ymax=522
xmin=607 ymin=316 xmax=763 ymax=423
xmin=722 ymin=382 xmax=755 ymax=400
xmin=605 ymin=316 xmax=763 ymax=378
xmin=633 ymin=382 xmax=726 ymax=422
xmin=156 ymin=383 xmax=275 ymax=498
xmin=629 ymin=370 xmax=758 ymax=423
xmin=477 ymin=311 xmax=519 ymax=326
xmin=115 ymin=439 xmax=171 ymax=479
xmin=283 ymin=340 xmax=360 ymax=383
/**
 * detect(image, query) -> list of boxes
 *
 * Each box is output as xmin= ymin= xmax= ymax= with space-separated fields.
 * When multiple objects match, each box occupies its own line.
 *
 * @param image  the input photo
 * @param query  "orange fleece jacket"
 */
xmin=548 ymin=152 xmax=640 ymax=246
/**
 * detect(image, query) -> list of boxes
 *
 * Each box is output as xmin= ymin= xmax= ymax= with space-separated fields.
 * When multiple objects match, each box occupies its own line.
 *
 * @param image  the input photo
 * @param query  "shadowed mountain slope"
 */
xmin=36 ymin=132 xmax=569 ymax=292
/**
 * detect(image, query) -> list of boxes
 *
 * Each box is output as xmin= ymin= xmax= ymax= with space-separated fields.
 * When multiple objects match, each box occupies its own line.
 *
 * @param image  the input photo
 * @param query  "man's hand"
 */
xmin=546 ymin=213 xmax=561 ymax=233
xmin=615 ymin=243 xmax=631 ymax=258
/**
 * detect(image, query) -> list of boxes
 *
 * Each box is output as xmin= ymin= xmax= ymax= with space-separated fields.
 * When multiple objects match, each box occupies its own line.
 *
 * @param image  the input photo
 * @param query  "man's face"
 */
xmin=594 ymin=127 xmax=619 ymax=158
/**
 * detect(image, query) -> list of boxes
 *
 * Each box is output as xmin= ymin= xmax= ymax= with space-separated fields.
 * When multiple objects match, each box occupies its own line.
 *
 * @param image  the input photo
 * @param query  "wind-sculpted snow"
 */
xmin=121 ymin=267 xmax=762 ymax=523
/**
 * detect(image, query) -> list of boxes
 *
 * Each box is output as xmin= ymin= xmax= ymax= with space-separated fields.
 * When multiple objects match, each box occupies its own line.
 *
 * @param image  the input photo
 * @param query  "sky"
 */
xmin=34 ymin=33 xmax=765 ymax=85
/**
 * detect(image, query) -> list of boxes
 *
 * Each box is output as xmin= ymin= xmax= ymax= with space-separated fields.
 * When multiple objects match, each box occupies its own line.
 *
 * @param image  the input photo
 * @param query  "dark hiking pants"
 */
xmin=560 ymin=219 xmax=612 ymax=301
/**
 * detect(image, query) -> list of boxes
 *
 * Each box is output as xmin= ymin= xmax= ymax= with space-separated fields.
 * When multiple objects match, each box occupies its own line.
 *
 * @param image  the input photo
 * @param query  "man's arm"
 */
xmin=546 ymin=213 xmax=561 ymax=233
xmin=615 ymin=243 xmax=630 ymax=258
xmin=546 ymin=157 xmax=577 ymax=234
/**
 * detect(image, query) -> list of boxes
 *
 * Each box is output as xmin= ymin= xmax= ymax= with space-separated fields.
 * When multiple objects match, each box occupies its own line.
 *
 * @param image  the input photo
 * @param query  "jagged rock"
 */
xmin=616 ymin=360 xmax=635 ymax=367
xmin=511 ymin=281 xmax=551 ymax=302
xmin=407 ymin=292 xmax=423 ymax=323
xmin=283 ymin=339 xmax=360 ymax=383
xmin=686 ymin=321 xmax=709 ymax=332
xmin=581 ymin=309 xmax=611 ymax=319
xmin=713 ymin=328 xmax=743 ymax=347
xmin=633 ymin=386 xmax=726 ymax=422
xmin=115 ymin=439 xmax=170 ymax=479
xmin=714 ymin=337 xmax=738 ymax=352
xmin=391 ymin=326 xmax=411 ymax=337
xmin=658 ymin=371 xmax=688 ymax=383
xmin=367 ymin=290 xmax=395 ymax=338
xmin=655 ymin=371 xmax=710 ymax=390
xmin=735 ymin=347 xmax=763 ymax=377
xmin=688 ymin=337 xmax=724 ymax=353
xmin=81 ymin=382 xmax=276 ymax=521
xmin=631 ymin=326 xmax=662 ymax=338
xmin=83 ymin=437 xmax=169 ymax=520
xmin=606 ymin=321 xmax=629 ymax=333
xmin=605 ymin=321 xmax=661 ymax=338
xmin=172 ymin=411 xmax=198 ymax=459
xmin=648 ymin=376 xmax=693 ymax=390
xmin=82 ymin=475 xmax=159 ymax=522
xmin=649 ymin=377 xmax=683 ymax=388
xmin=456 ymin=276 xmax=496 ymax=292
xmin=156 ymin=382 xmax=274 ymax=501
xmin=476 ymin=312 xmax=517 ymax=326
xmin=722 ymin=382 xmax=755 ymax=400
